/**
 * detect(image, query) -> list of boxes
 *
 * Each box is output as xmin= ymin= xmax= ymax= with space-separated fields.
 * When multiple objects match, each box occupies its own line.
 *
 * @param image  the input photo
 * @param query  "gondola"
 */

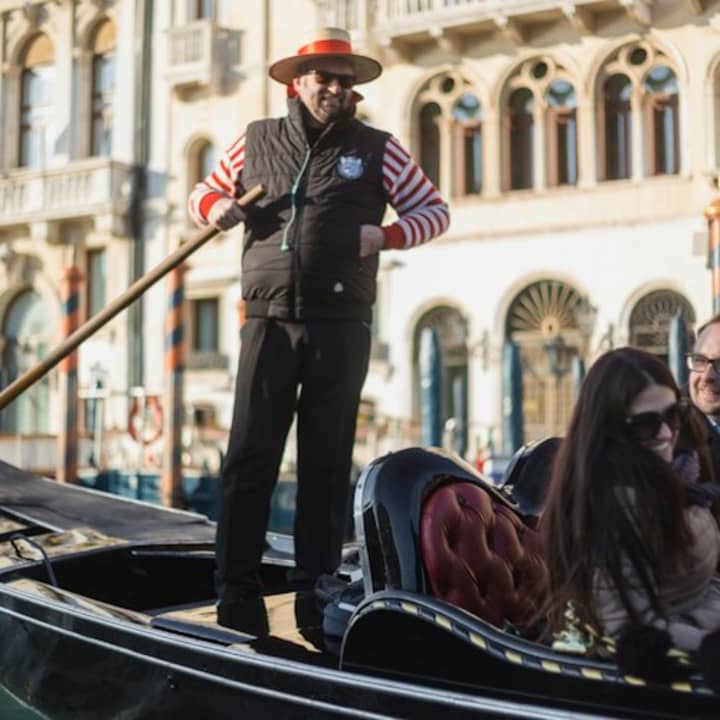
xmin=0 ymin=448 xmax=718 ymax=719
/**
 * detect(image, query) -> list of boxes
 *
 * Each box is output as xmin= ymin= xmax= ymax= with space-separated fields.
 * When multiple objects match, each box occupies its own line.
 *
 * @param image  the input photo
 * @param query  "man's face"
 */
xmin=690 ymin=322 xmax=720 ymax=419
xmin=292 ymin=59 xmax=355 ymax=126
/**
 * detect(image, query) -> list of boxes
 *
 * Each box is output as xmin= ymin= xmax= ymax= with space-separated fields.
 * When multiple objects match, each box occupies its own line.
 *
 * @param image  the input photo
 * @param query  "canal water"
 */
xmin=0 ymin=685 xmax=49 ymax=718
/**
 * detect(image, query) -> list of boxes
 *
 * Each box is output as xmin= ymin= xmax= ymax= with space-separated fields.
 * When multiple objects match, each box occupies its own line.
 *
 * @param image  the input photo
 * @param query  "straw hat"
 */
xmin=269 ymin=27 xmax=382 ymax=86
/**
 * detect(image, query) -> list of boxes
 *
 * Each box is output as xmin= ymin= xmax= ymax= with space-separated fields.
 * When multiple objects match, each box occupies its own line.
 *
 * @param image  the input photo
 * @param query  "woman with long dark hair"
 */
xmin=543 ymin=347 xmax=720 ymax=654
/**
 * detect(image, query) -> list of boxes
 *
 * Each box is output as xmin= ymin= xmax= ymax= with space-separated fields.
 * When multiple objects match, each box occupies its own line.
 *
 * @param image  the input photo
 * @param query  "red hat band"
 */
xmin=298 ymin=39 xmax=352 ymax=57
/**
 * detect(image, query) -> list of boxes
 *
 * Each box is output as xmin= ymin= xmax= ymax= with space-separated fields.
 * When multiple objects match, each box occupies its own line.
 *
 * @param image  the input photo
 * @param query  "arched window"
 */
xmin=19 ymin=34 xmax=55 ymax=168
xmin=509 ymin=88 xmax=534 ymax=190
xmin=412 ymin=306 xmax=469 ymax=455
xmin=188 ymin=139 xmax=215 ymax=188
xmin=506 ymin=280 xmax=594 ymax=439
xmin=644 ymin=65 xmax=679 ymax=176
xmin=597 ymin=43 xmax=681 ymax=181
xmin=414 ymin=73 xmax=483 ymax=197
xmin=419 ymin=102 xmax=441 ymax=189
xmin=452 ymin=93 xmax=482 ymax=195
xmin=603 ymin=74 xmax=632 ymax=180
xmin=191 ymin=0 xmax=214 ymax=19
xmin=0 ymin=290 xmax=51 ymax=433
xmin=629 ymin=290 xmax=694 ymax=363
xmin=546 ymin=80 xmax=577 ymax=186
xmin=90 ymin=20 xmax=117 ymax=157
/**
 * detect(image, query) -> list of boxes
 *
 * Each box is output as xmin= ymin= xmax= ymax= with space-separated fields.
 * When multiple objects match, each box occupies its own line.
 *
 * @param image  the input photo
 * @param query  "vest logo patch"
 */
xmin=337 ymin=155 xmax=364 ymax=180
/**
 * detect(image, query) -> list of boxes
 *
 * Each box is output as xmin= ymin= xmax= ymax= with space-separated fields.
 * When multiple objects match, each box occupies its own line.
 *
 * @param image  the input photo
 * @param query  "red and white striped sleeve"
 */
xmin=188 ymin=133 xmax=247 ymax=226
xmin=381 ymin=136 xmax=450 ymax=250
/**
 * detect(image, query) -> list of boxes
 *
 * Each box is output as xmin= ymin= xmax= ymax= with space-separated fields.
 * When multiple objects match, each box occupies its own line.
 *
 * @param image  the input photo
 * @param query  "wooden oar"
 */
xmin=0 ymin=184 xmax=265 ymax=411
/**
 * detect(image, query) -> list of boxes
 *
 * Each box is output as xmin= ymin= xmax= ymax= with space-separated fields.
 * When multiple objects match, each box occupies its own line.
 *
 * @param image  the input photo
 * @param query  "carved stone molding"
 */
xmin=75 ymin=0 xmax=116 ymax=51
xmin=619 ymin=0 xmax=652 ymax=26
xmin=5 ymin=2 xmax=60 ymax=65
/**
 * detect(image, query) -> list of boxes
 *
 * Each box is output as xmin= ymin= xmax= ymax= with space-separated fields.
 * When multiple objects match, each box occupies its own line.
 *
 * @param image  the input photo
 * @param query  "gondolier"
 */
xmin=188 ymin=27 xmax=450 ymax=630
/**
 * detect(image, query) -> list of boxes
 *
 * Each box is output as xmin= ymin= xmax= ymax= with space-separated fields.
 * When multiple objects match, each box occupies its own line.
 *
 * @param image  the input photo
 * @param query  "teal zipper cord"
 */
xmin=281 ymin=146 xmax=312 ymax=252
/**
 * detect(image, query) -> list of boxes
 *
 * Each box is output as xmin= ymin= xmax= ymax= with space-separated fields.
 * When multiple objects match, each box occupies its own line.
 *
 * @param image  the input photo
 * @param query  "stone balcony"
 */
xmin=374 ymin=0 xmax=665 ymax=47
xmin=0 ymin=158 xmax=134 ymax=237
xmin=165 ymin=19 xmax=242 ymax=91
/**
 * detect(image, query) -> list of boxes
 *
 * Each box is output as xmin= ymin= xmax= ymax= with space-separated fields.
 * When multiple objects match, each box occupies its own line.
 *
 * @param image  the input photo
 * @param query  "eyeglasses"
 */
xmin=687 ymin=353 xmax=720 ymax=374
xmin=625 ymin=400 xmax=688 ymax=442
xmin=305 ymin=69 xmax=355 ymax=89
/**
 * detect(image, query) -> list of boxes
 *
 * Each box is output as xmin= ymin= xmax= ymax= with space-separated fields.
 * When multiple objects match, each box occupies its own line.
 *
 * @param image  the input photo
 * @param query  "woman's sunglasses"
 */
xmin=625 ymin=400 xmax=688 ymax=442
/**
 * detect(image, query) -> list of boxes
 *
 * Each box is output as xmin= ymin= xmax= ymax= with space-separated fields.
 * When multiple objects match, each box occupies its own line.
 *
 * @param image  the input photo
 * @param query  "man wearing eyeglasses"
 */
xmin=687 ymin=314 xmax=720 ymax=481
xmin=188 ymin=28 xmax=450 ymax=631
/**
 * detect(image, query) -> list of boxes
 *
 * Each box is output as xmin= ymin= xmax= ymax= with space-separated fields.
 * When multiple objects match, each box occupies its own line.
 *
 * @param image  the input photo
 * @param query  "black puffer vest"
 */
xmin=240 ymin=98 xmax=390 ymax=322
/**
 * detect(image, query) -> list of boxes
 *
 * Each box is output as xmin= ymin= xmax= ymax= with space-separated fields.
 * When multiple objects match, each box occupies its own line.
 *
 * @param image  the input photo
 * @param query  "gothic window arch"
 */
xmin=0 ymin=290 xmax=51 ymax=433
xmin=546 ymin=79 xmax=577 ymax=186
xmin=501 ymin=57 xmax=578 ymax=191
xmin=597 ymin=43 xmax=681 ymax=181
xmin=506 ymin=280 xmax=594 ymax=439
xmin=629 ymin=290 xmax=695 ymax=362
xmin=412 ymin=306 xmax=469 ymax=450
xmin=19 ymin=34 xmax=55 ymax=168
xmin=188 ymin=138 xmax=215 ymax=186
xmin=191 ymin=0 xmax=215 ymax=20
xmin=643 ymin=65 xmax=679 ymax=176
xmin=419 ymin=102 xmax=441 ymax=188
xmin=414 ymin=73 xmax=483 ymax=198
xmin=509 ymin=88 xmax=534 ymax=190
xmin=90 ymin=19 xmax=117 ymax=157
xmin=603 ymin=74 xmax=632 ymax=180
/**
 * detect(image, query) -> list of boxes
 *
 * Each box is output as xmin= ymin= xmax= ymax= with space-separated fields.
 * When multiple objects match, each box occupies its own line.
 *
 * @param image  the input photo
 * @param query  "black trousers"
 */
xmin=215 ymin=318 xmax=370 ymax=596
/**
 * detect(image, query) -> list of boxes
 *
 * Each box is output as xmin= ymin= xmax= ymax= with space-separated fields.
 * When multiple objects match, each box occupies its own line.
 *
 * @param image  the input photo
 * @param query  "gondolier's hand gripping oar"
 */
xmin=0 ymin=184 xmax=266 ymax=412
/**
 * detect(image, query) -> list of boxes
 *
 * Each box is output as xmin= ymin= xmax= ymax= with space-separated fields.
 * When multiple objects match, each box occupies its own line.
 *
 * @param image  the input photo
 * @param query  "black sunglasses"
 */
xmin=625 ymin=400 xmax=688 ymax=442
xmin=305 ymin=69 xmax=355 ymax=89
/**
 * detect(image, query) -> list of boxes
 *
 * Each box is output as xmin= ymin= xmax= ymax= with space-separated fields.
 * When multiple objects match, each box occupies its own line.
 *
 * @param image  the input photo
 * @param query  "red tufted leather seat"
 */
xmin=420 ymin=480 xmax=549 ymax=629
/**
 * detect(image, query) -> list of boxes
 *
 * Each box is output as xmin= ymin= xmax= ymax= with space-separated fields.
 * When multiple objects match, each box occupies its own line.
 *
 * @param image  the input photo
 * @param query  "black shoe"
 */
xmin=217 ymin=593 xmax=269 ymax=636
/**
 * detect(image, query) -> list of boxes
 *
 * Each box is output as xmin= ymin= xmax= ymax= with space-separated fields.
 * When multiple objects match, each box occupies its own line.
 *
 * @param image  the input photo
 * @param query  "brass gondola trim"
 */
xmin=624 ymin=676 xmax=647 ymax=686
xmin=435 ymin=615 xmax=452 ymax=630
xmin=670 ymin=682 xmax=692 ymax=693
xmin=361 ymin=598 xmax=709 ymax=694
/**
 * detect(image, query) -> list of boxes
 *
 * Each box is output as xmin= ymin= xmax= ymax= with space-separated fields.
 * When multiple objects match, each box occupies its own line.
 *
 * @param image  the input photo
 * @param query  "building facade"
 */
xmin=0 ymin=0 xmax=718 ymax=477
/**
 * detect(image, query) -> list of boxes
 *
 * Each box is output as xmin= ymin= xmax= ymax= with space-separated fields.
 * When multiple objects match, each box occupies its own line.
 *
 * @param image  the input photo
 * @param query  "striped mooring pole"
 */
xmin=162 ymin=264 xmax=186 ymax=507
xmin=57 ymin=266 xmax=83 ymax=484
xmin=705 ymin=197 xmax=720 ymax=314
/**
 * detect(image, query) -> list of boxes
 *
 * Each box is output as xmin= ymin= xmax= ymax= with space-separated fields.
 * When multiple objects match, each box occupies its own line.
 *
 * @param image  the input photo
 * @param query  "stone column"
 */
xmin=631 ymin=86 xmax=643 ymax=182
xmin=483 ymin=109 xmax=502 ymax=198
xmin=533 ymin=100 xmax=547 ymax=192
xmin=576 ymin=100 xmax=597 ymax=188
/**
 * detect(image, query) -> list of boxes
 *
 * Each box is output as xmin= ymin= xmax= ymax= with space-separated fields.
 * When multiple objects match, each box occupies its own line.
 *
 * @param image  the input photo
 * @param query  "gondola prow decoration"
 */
xmin=0 ymin=184 xmax=266 ymax=411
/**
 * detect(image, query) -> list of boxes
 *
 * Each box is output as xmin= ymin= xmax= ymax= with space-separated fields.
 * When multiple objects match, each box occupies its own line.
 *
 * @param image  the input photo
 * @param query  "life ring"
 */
xmin=128 ymin=396 xmax=163 ymax=445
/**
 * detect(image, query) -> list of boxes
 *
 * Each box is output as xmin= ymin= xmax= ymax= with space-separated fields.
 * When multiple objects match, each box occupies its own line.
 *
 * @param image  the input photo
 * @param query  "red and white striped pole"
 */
xmin=161 ymin=264 xmax=186 ymax=506
xmin=57 ymin=266 xmax=83 ymax=484
xmin=706 ymin=198 xmax=720 ymax=314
